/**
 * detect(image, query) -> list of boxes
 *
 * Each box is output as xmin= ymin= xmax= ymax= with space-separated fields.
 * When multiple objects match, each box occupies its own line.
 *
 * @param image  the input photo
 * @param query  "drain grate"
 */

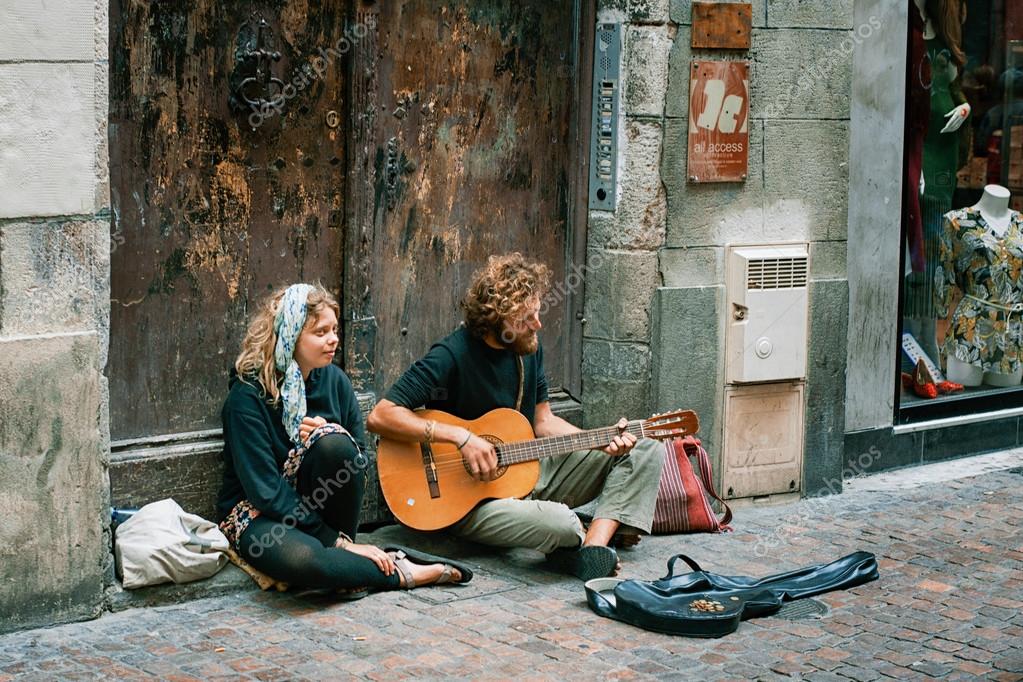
xmin=776 ymin=598 xmax=830 ymax=620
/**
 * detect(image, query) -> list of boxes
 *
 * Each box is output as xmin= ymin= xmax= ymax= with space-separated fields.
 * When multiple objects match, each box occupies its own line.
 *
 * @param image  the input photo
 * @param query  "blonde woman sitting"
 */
xmin=216 ymin=284 xmax=472 ymax=594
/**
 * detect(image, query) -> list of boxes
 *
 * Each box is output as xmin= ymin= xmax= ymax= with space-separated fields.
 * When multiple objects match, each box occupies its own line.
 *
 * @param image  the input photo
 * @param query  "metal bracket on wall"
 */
xmin=588 ymin=22 xmax=621 ymax=211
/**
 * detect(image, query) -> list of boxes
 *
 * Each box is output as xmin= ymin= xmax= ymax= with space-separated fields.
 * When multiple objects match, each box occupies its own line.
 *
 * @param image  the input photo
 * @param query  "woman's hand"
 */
xmin=300 ymin=416 xmax=328 ymax=443
xmin=940 ymin=103 xmax=971 ymax=134
xmin=340 ymin=541 xmax=395 ymax=576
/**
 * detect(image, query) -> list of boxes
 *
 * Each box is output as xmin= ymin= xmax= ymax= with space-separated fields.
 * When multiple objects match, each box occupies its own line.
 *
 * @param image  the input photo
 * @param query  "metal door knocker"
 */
xmin=230 ymin=14 xmax=285 ymax=123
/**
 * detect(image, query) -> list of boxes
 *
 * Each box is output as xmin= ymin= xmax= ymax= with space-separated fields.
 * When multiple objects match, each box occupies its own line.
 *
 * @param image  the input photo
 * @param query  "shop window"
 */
xmin=899 ymin=0 xmax=1023 ymax=422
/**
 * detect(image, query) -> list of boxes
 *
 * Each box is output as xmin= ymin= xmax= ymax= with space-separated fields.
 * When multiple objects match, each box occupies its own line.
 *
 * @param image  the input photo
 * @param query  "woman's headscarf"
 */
xmin=274 ymin=283 xmax=314 ymax=445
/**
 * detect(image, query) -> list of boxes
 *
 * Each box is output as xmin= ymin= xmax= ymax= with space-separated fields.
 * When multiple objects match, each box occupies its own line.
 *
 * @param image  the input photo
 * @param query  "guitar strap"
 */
xmin=515 ymin=355 xmax=524 ymax=412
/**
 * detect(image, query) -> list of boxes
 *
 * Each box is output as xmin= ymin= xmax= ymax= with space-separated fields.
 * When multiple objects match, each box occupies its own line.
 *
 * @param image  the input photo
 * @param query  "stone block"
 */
xmin=0 ymin=0 xmax=95 ymax=61
xmin=625 ymin=25 xmax=672 ymax=117
xmin=0 ymin=333 xmax=106 ymax=633
xmin=766 ymin=0 xmax=855 ymax=29
xmin=589 ymin=120 xmax=666 ymax=250
xmin=94 ymin=61 xmax=111 ymax=213
xmin=763 ymin=120 xmax=849 ymax=242
xmin=598 ymin=0 xmax=670 ymax=24
xmin=802 ymin=279 xmax=848 ymax=497
xmin=583 ymin=340 xmax=651 ymax=381
xmin=666 ymin=24 xmax=852 ymax=123
xmin=750 ymin=28 xmax=853 ymax=120
xmin=810 ymin=240 xmax=847 ymax=279
xmin=666 ymin=26 xmax=753 ymax=119
xmin=0 ymin=63 xmax=97 ymax=219
xmin=844 ymin=426 xmax=922 ymax=474
xmin=650 ymin=286 xmax=724 ymax=461
xmin=660 ymin=246 xmax=724 ymax=287
xmin=670 ymin=0 xmax=767 ymax=27
xmin=0 ymin=220 xmax=110 ymax=336
xmin=583 ymin=249 xmax=660 ymax=341
xmin=95 ymin=0 xmax=109 ymax=63
xmin=662 ymin=118 xmax=766 ymax=247
xmin=582 ymin=378 xmax=651 ymax=429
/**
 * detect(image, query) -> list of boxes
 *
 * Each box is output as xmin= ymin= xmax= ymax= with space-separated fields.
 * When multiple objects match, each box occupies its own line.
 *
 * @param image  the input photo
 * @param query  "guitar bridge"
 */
xmin=419 ymin=442 xmax=442 ymax=499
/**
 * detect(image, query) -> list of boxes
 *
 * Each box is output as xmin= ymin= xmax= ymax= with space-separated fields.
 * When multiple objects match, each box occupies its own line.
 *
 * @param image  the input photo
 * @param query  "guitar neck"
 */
xmin=495 ymin=421 xmax=645 ymax=465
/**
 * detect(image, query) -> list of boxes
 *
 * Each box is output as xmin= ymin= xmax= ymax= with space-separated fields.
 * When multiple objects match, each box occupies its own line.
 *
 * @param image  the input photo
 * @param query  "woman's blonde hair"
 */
xmin=234 ymin=284 xmax=340 ymax=402
xmin=462 ymin=253 xmax=551 ymax=339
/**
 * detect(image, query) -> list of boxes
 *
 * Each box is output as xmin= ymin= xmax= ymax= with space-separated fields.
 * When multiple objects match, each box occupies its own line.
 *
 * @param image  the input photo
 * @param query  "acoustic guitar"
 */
xmin=377 ymin=407 xmax=699 ymax=531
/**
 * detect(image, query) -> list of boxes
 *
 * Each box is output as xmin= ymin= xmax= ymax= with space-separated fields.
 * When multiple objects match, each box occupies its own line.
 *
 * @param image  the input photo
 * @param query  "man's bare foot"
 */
xmin=610 ymin=530 xmax=642 ymax=550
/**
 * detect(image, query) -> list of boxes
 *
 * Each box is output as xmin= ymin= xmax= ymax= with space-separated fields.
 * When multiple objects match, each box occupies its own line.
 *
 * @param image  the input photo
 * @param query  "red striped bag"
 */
xmin=652 ymin=436 xmax=732 ymax=534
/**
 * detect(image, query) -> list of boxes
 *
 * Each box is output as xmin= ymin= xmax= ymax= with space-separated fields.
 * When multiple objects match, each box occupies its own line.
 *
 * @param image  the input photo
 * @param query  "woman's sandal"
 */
xmin=383 ymin=545 xmax=474 ymax=589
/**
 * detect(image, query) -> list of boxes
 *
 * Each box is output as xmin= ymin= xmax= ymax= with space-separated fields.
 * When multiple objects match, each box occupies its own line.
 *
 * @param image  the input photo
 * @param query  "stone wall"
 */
xmin=582 ymin=0 xmax=855 ymax=496
xmin=0 ymin=0 xmax=111 ymax=633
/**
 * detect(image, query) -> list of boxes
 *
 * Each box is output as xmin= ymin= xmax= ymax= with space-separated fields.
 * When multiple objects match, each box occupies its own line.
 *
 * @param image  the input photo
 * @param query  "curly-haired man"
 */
xmin=367 ymin=253 xmax=664 ymax=580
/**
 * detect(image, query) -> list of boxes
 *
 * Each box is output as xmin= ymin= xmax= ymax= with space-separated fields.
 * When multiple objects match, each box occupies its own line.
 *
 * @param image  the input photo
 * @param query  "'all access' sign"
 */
xmin=687 ymin=60 xmax=749 ymax=183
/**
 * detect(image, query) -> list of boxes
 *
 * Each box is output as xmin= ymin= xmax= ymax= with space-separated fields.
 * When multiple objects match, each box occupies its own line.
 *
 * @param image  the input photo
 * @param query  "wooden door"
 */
xmin=109 ymin=1 xmax=349 ymax=441
xmin=343 ymin=1 xmax=590 ymax=398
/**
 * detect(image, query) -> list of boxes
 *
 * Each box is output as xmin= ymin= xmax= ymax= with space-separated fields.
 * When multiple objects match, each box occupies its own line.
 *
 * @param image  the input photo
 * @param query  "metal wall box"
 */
xmin=691 ymin=2 xmax=752 ymax=50
xmin=588 ymin=22 xmax=621 ymax=211
xmin=725 ymin=242 xmax=810 ymax=383
xmin=721 ymin=382 xmax=804 ymax=499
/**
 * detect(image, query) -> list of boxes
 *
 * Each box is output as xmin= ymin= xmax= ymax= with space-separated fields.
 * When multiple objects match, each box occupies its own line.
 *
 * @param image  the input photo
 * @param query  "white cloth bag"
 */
xmin=115 ymin=498 xmax=229 ymax=588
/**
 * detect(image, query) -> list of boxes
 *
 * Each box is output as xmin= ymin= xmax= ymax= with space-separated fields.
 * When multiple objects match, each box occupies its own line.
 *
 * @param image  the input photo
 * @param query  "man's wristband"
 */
xmin=456 ymin=431 xmax=472 ymax=450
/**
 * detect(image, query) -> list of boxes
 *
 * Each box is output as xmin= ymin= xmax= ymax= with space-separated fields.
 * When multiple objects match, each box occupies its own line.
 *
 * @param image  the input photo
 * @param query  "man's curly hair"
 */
xmin=462 ymin=253 xmax=551 ymax=339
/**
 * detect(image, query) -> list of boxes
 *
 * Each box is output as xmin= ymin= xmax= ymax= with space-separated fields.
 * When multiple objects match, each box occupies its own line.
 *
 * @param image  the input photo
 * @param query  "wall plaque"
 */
xmin=687 ymin=60 xmax=749 ymax=183
xmin=691 ymin=1 xmax=752 ymax=49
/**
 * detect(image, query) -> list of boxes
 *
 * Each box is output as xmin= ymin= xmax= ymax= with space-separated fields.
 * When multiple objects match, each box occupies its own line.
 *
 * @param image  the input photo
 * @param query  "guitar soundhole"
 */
xmin=463 ymin=434 xmax=508 ymax=479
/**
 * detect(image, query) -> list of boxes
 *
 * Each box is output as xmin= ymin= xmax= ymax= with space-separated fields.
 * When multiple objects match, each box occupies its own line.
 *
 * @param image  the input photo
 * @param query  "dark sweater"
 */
xmin=385 ymin=326 xmax=549 ymax=425
xmin=215 ymin=364 xmax=367 ymax=540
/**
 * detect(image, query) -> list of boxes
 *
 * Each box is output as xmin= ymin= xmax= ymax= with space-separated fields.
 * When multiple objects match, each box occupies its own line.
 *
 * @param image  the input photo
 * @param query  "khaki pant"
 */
xmin=448 ymin=438 xmax=665 ymax=554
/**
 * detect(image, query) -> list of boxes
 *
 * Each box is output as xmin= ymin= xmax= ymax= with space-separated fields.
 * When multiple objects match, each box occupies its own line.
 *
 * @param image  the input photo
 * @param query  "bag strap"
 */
xmin=515 ymin=355 xmax=524 ymax=412
xmin=684 ymin=438 xmax=733 ymax=529
xmin=665 ymin=553 xmax=704 ymax=577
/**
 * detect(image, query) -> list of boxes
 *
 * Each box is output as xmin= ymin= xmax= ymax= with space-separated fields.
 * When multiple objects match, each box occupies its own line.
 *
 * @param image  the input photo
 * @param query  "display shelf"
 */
xmin=898 ymin=380 xmax=1023 ymax=424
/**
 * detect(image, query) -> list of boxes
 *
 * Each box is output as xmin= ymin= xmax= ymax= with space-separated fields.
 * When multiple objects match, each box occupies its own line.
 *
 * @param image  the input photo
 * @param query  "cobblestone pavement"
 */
xmin=1 ymin=453 xmax=1022 ymax=681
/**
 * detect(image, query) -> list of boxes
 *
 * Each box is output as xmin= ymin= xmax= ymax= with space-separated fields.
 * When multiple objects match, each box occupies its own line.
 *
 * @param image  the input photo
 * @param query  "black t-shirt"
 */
xmin=385 ymin=326 xmax=549 ymax=425
xmin=216 ymin=364 xmax=367 ymax=537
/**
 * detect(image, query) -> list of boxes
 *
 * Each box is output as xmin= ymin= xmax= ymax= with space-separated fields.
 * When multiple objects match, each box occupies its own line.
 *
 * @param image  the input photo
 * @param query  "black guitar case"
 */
xmin=585 ymin=551 xmax=878 ymax=637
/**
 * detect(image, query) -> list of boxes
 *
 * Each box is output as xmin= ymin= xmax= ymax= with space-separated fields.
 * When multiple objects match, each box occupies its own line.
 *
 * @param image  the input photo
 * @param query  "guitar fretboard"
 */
xmin=494 ymin=422 xmax=645 ymax=465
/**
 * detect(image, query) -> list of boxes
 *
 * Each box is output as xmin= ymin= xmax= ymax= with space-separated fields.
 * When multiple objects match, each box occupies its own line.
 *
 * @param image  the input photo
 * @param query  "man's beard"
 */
xmin=503 ymin=330 xmax=539 ymax=355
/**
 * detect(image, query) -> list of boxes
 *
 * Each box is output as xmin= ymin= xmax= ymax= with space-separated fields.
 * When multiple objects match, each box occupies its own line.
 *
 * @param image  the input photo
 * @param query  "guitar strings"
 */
xmin=414 ymin=424 xmax=656 ymax=472
xmin=400 ymin=417 xmax=691 ymax=474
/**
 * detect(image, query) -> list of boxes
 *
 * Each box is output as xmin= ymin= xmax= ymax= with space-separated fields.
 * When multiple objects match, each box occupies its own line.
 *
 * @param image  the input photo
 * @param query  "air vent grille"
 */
xmin=746 ymin=257 xmax=808 ymax=290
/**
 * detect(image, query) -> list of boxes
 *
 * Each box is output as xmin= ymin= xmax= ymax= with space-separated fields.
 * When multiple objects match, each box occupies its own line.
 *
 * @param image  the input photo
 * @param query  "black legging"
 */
xmin=238 ymin=433 xmax=400 ymax=590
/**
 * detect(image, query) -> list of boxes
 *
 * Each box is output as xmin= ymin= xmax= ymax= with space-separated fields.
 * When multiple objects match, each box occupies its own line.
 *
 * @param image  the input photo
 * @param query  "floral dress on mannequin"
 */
xmin=934 ymin=207 xmax=1023 ymax=373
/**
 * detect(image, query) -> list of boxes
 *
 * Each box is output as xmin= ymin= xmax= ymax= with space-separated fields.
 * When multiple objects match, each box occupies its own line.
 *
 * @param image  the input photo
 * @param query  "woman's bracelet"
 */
xmin=456 ymin=430 xmax=472 ymax=450
xmin=424 ymin=419 xmax=436 ymax=443
xmin=335 ymin=531 xmax=353 ymax=549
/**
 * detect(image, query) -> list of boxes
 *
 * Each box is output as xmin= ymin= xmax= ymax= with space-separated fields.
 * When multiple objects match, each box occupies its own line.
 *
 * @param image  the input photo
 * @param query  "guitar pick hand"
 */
xmin=459 ymin=432 xmax=500 ymax=481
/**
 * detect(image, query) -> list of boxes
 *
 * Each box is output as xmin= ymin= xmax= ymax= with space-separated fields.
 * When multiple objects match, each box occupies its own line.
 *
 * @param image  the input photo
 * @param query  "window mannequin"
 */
xmin=936 ymin=185 xmax=1023 ymax=387
xmin=905 ymin=0 xmax=971 ymax=364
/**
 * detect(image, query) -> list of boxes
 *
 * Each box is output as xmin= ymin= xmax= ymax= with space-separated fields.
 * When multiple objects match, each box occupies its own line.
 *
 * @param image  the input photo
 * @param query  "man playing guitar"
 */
xmin=367 ymin=253 xmax=665 ymax=580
